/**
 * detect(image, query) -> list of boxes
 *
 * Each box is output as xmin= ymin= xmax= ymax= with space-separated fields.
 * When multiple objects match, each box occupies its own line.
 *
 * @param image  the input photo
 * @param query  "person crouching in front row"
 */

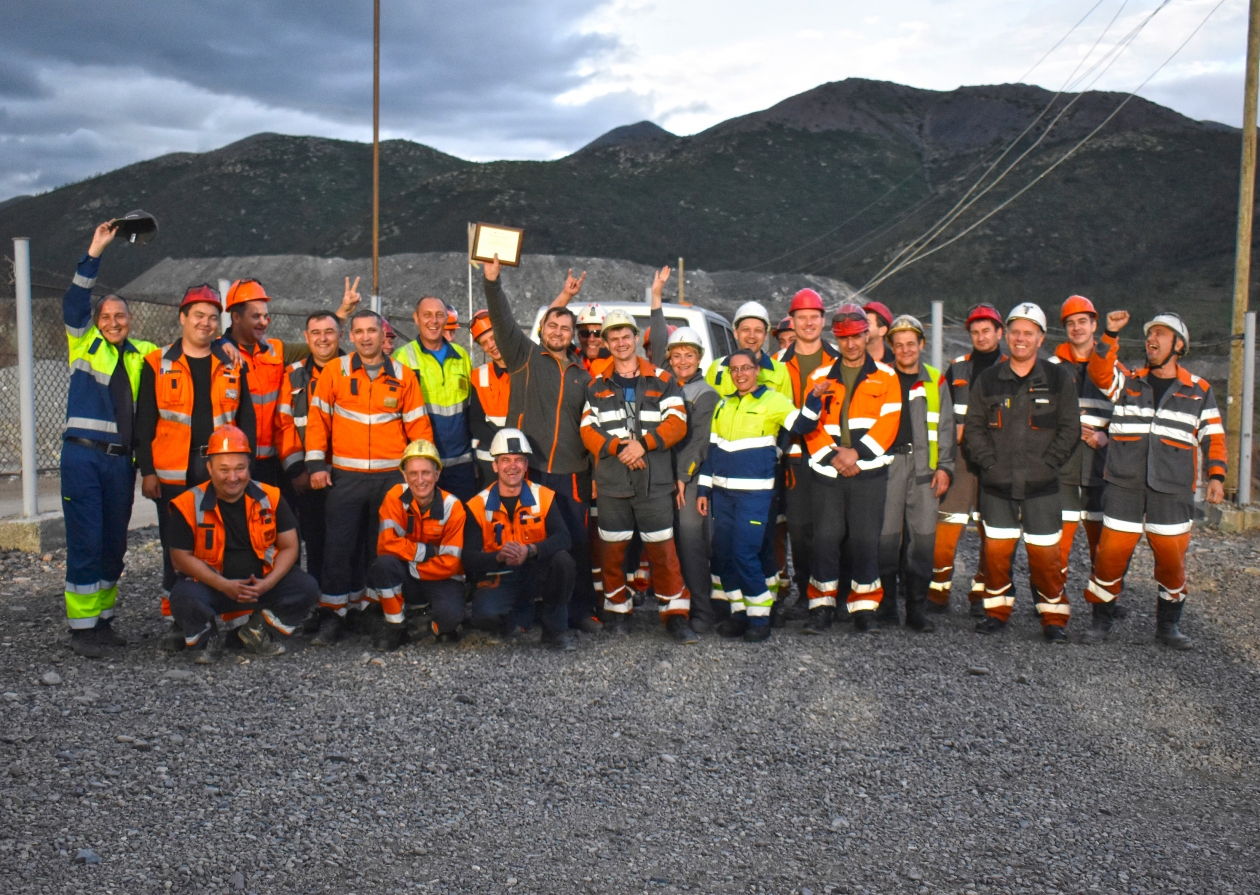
xmin=167 ymin=425 xmax=320 ymax=663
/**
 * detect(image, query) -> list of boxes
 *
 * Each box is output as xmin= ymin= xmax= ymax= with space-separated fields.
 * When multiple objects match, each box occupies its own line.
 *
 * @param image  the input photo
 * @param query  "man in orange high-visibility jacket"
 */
xmin=468 ymin=310 xmax=511 ymax=487
xmin=304 ymin=309 xmax=433 ymax=646
xmin=135 ymin=284 xmax=256 ymax=651
xmin=367 ymin=439 xmax=467 ymax=651
xmin=464 ymin=429 xmax=576 ymax=650
xmin=167 ymin=425 xmax=319 ymax=664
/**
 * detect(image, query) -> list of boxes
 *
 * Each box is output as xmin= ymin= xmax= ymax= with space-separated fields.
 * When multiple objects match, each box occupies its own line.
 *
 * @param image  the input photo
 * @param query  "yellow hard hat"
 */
xmin=399 ymin=438 xmax=442 ymax=471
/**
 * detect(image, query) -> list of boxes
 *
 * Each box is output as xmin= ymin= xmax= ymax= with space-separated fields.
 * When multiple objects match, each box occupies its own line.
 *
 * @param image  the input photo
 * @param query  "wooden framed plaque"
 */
xmin=470 ymin=222 xmax=524 ymax=267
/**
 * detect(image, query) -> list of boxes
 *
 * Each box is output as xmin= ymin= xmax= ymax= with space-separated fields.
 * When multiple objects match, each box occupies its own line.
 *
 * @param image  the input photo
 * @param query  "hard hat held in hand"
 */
xmin=733 ymin=301 xmax=771 ymax=329
xmin=400 ymin=438 xmax=442 ymax=471
xmin=206 ymin=425 xmax=252 ymax=456
xmin=490 ymin=428 xmax=532 ymax=457
xmin=1005 ymin=302 xmax=1047 ymax=332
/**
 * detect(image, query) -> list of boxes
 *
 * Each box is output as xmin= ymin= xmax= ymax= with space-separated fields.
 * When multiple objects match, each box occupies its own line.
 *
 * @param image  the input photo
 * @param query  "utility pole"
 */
xmin=678 ymin=256 xmax=685 ymax=305
xmin=1227 ymin=0 xmax=1260 ymax=500
xmin=371 ymin=0 xmax=381 ymax=313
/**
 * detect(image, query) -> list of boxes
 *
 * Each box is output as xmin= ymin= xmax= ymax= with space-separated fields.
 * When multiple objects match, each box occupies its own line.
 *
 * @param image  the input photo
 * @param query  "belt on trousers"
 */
xmin=888 ymin=443 xmax=914 ymax=455
xmin=65 ymin=436 xmax=130 ymax=457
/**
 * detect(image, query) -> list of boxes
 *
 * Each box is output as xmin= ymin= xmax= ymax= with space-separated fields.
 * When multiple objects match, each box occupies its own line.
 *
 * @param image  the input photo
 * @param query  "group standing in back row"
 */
xmin=57 ymin=219 xmax=1225 ymax=659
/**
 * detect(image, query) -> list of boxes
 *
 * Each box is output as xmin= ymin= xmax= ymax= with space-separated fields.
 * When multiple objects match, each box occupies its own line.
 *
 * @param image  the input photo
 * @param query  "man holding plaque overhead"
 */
xmin=481 ymin=245 xmax=600 ymax=635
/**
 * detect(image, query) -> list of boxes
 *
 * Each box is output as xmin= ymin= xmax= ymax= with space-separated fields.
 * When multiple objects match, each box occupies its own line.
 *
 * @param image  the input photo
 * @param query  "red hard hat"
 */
xmin=863 ymin=301 xmax=893 ymax=329
xmin=774 ymin=316 xmax=794 ymax=335
xmin=381 ymin=317 xmax=397 ymax=339
xmin=789 ymin=288 xmax=825 ymax=314
xmin=965 ymin=303 xmax=1004 ymax=330
xmin=470 ymin=309 xmax=493 ymax=342
xmin=224 ymin=278 xmax=269 ymax=311
xmin=832 ymin=302 xmax=870 ymax=338
xmin=180 ymin=284 xmax=223 ymax=312
xmin=205 ymin=424 xmax=252 ymax=457
xmin=1060 ymin=294 xmax=1097 ymax=321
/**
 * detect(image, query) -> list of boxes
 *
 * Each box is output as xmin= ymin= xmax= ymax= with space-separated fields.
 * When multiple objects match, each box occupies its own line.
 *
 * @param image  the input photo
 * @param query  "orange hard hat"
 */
xmin=205 ymin=424 xmax=252 ymax=457
xmin=1060 ymin=294 xmax=1097 ymax=321
xmin=470 ymin=309 xmax=493 ymax=342
xmin=225 ymin=278 xmax=270 ymax=311
xmin=445 ymin=305 xmax=459 ymax=332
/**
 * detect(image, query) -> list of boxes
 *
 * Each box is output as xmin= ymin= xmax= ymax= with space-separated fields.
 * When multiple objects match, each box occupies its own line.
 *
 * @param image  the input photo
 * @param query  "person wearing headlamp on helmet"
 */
xmin=1080 ymin=310 xmax=1225 ymax=649
xmin=963 ymin=303 xmax=1079 ymax=643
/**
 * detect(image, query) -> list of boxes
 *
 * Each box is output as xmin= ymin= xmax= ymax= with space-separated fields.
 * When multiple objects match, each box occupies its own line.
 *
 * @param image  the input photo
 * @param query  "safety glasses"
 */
xmin=577 ymin=328 xmax=602 ymax=340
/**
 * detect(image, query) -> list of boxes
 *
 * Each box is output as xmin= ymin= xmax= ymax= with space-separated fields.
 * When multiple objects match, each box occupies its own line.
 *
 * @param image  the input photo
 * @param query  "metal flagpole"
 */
xmin=467 ymin=223 xmax=476 ymax=353
xmin=371 ymin=0 xmax=381 ymax=315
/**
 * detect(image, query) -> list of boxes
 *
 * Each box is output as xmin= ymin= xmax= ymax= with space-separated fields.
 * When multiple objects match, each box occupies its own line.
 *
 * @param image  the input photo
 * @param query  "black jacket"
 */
xmin=963 ymin=358 xmax=1079 ymax=500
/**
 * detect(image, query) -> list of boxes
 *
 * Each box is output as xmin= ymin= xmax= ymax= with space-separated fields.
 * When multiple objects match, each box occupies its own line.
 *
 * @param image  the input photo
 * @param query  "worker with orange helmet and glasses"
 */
xmin=166 ymin=424 xmax=319 ymax=664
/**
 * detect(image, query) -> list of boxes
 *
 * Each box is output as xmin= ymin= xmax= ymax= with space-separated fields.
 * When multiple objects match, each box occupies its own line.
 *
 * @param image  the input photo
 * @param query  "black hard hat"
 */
xmin=112 ymin=210 xmax=158 ymax=245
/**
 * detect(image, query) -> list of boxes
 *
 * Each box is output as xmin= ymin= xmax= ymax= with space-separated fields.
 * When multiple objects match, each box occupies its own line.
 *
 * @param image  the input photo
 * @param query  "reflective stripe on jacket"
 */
xmin=1048 ymin=340 xmax=1121 ymax=487
xmin=170 ymin=481 xmax=280 ymax=576
xmin=803 ymin=355 xmax=902 ymax=478
xmin=143 ymin=341 xmax=246 ymax=486
xmin=705 ymin=352 xmax=793 ymax=400
xmin=62 ymin=254 xmax=156 ymax=443
xmin=465 ymin=481 xmax=555 ymax=551
xmin=1089 ymin=333 xmax=1226 ymax=495
xmin=235 ymin=337 xmax=286 ymax=458
xmin=697 ymin=385 xmax=817 ymax=496
xmin=470 ymin=362 xmax=510 ymax=464
xmin=945 ymin=351 xmax=1007 ymax=420
xmin=305 ymin=353 xmax=433 ymax=474
xmin=376 ymin=484 xmax=466 ymax=583
xmin=393 ymin=339 xmax=473 ymax=466
xmin=580 ymin=356 xmax=687 ymax=499
xmin=906 ymin=364 xmax=954 ymax=475
xmin=276 ymin=355 xmax=337 ymax=473
xmin=777 ymin=341 xmax=840 ymax=459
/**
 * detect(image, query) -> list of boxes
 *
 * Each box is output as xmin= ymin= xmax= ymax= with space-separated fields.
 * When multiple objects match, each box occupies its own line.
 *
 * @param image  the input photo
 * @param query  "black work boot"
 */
xmin=968 ymin=598 xmax=986 ymax=619
xmin=605 ymin=613 xmax=633 ymax=636
xmin=874 ymin=587 xmax=899 ymax=626
xmin=716 ymin=614 xmax=748 ymax=638
xmin=193 ymin=629 xmax=222 ymax=665
xmin=311 ymin=610 xmax=344 ymax=647
xmin=1156 ymin=599 xmax=1193 ymax=650
xmin=159 ymin=620 xmax=186 ymax=653
xmin=974 ymin=616 xmax=1007 ymax=635
xmin=904 ymin=596 xmax=935 ymax=633
xmin=372 ymin=622 xmax=406 ymax=652
xmin=239 ymin=612 xmax=286 ymax=657
xmin=1081 ymin=601 xmax=1117 ymax=645
xmin=743 ymin=623 xmax=772 ymax=643
xmin=851 ymin=610 xmax=879 ymax=634
xmin=69 ymin=629 xmax=104 ymax=659
xmin=94 ymin=619 xmax=127 ymax=647
xmin=769 ymin=600 xmax=787 ymax=628
xmin=801 ymin=606 xmax=833 ymax=635
xmin=1112 ymin=601 xmax=1130 ymax=619
xmin=925 ymin=596 xmax=949 ymax=615
xmin=1042 ymin=624 xmax=1067 ymax=644
xmin=541 ymin=628 xmax=578 ymax=651
xmin=666 ymin=615 xmax=699 ymax=644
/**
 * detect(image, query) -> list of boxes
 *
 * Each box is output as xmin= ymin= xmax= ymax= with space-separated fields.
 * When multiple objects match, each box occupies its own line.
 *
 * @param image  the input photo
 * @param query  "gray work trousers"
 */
xmin=675 ymin=478 xmax=714 ymax=625
xmin=877 ymin=451 xmax=939 ymax=613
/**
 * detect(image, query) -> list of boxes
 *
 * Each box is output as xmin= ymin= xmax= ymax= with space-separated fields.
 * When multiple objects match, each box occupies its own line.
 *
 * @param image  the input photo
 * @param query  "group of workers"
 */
xmin=56 ymin=218 xmax=1225 ymax=660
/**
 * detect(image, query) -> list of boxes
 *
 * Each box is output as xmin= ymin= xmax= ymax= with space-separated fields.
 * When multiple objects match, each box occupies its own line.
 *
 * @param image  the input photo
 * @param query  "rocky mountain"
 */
xmin=1 ymin=78 xmax=1251 ymax=342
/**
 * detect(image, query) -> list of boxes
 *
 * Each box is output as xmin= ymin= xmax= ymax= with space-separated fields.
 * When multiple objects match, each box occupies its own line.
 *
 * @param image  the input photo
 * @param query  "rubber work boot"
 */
xmin=851 ymin=611 xmax=879 ymax=634
xmin=541 ymin=628 xmax=578 ymax=651
xmin=904 ymin=597 xmax=935 ymax=633
xmin=1042 ymin=624 xmax=1067 ymax=645
xmin=159 ymin=620 xmax=186 ymax=653
xmin=925 ymin=598 xmax=949 ymax=615
xmin=974 ymin=616 xmax=1007 ymax=635
xmin=1081 ymin=601 xmax=1117 ymax=645
xmin=1155 ymin=599 xmax=1193 ymax=650
xmin=968 ymin=599 xmax=986 ymax=619
xmin=434 ymin=628 xmax=462 ymax=644
xmin=874 ymin=591 xmax=899 ymax=626
xmin=666 ymin=615 xmax=699 ymax=644
xmin=716 ymin=615 xmax=748 ymax=638
xmin=94 ymin=619 xmax=127 ymax=647
xmin=743 ymin=624 xmax=772 ymax=643
xmin=372 ymin=622 xmax=406 ymax=652
xmin=769 ymin=600 xmax=787 ymax=628
xmin=801 ymin=606 xmax=833 ymax=635
xmin=311 ymin=611 xmax=344 ymax=647
xmin=239 ymin=612 xmax=286 ymax=657
xmin=1112 ymin=602 xmax=1130 ymax=619
xmin=605 ymin=613 xmax=633 ymax=636
xmin=575 ymin=616 xmax=603 ymax=634
xmin=193 ymin=629 xmax=223 ymax=665
xmin=69 ymin=629 xmax=104 ymax=659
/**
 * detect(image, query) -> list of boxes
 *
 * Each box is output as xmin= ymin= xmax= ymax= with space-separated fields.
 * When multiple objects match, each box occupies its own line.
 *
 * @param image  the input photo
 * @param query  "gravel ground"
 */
xmin=2 ymin=524 xmax=1259 ymax=895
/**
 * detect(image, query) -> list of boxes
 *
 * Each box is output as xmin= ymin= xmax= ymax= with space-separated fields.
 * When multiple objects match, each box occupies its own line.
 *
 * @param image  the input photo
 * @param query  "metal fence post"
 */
xmin=13 ymin=238 xmax=37 ymax=518
xmin=930 ymin=301 xmax=944 ymax=371
xmin=1241 ymin=311 xmax=1256 ymax=506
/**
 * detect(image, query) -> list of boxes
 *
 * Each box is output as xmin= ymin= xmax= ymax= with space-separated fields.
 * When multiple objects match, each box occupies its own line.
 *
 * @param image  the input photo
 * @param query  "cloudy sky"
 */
xmin=0 ymin=0 xmax=1250 ymax=201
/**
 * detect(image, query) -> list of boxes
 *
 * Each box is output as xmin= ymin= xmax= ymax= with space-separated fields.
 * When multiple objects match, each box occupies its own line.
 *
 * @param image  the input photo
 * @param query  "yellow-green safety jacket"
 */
xmin=393 ymin=338 xmax=474 ymax=467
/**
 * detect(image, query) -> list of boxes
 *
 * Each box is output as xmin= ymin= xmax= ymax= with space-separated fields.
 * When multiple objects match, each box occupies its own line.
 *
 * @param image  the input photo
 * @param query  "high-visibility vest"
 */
xmin=237 ymin=337 xmax=286 ymax=458
xmin=923 ymin=364 xmax=942 ymax=470
xmin=471 ymin=361 xmax=511 ymax=464
xmin=376 ymin=484 xmax=466 ymax=581
xmin=465 ymin=481 xmax=555 ymax=552
xmin=170 ymin=481 xmax=280 ymax=577
xmin=276 ymin=355 xmax=338 ymax=474
xmin=393 ymin=339 xmax=473 ymax=467
xmin=143 ymin=342 xmax=245 ymax=486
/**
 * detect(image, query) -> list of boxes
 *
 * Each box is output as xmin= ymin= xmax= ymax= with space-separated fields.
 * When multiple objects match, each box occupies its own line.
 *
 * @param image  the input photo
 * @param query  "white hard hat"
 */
xmin=665 ymin=326 xmax=704 ymax=354
xmin=576 ymin=303 xmax=605 ymax=326
xmin=1143 ymin=313 xmax=1190 ymax=355
xmin=489 ymin=428 xmax=532 ymax=457
xmin=732 ymin=301 xmax=771 ymax=329
xmin=1005 ymin=302 xmax=1048 ymax=332
xmin=600 ymin=309 xmax=639 ymax=336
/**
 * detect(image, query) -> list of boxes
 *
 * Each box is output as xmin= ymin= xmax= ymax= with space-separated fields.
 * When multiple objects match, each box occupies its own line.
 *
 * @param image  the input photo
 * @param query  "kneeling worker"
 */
xmin=464 ymin=429 xmax=577 ymax=650
xmin=167 ymin=425 xmax=319 ymax=663
xmin=368 ymin=439 xmax=468 ymax=651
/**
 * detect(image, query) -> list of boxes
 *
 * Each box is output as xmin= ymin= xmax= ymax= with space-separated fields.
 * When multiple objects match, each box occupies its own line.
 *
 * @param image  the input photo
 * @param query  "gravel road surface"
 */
xmin=2 ymin=525 xmax=1258 ymax=894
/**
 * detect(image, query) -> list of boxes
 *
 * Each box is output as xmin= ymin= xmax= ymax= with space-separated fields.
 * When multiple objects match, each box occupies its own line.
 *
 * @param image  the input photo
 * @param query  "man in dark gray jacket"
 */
xmin=483 ymin=256 xmax=598 ymax=629
xmin=963 ymin=302 xmax=1080 ymax=643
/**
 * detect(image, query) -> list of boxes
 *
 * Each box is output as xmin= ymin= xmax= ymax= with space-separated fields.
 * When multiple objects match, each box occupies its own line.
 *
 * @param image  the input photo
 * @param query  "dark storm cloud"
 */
xmin=0 ymin=1 xmax=650 ymax=199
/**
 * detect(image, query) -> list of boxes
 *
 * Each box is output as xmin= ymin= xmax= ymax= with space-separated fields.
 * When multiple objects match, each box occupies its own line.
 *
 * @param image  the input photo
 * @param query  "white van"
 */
xmin=529 ymin=302 xmax=736 ymax=368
